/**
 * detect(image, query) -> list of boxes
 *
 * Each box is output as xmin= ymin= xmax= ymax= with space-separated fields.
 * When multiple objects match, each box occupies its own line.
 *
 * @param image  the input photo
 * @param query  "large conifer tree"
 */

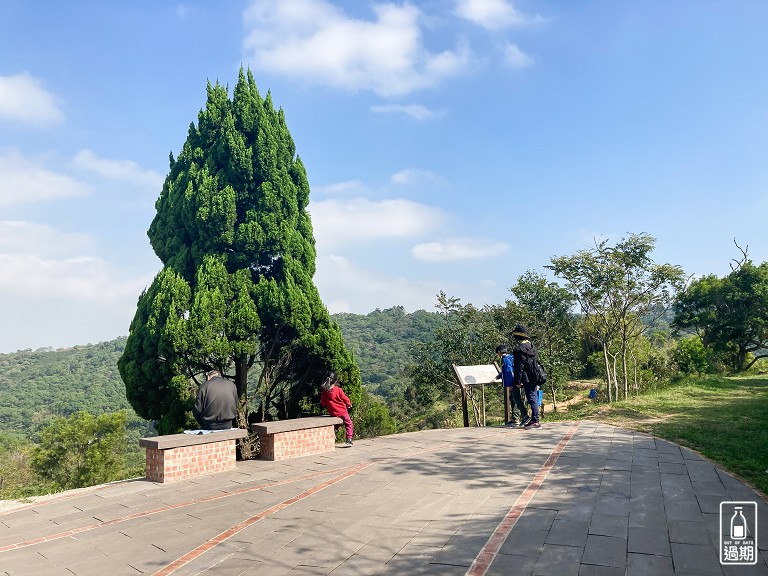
xmin=118 ymin=69 xmax=360 ymax=434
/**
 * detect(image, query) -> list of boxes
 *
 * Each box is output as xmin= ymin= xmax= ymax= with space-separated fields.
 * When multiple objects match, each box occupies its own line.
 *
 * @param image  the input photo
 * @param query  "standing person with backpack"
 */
xmin=511 ymin=325 xmax=545 ymax=429
xmin=320 ymin=371 xmax=354 ymax=446
xmin=495 ymin=344 xmax=530 ymax=427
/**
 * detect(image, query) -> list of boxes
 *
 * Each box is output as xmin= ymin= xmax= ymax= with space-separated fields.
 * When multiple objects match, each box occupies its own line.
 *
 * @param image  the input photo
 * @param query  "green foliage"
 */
xmin=404 ymin=279 xmax=583 ymax=425
xmin=334 ymin=306 xmax=443 ymax=400
xmin=642 ymin=329 xmax=678 ymax=385
xmin=674 ymin=259 xmax=768 ymax=372
xmin=352 ymin=388 xmax=398 ymax=439
xmin=582 ymin=321 xmax=677 ymax=394
xmin=0 ymin=435 xmax=44 ymax=499
xmin=672 ymin=335 xmax=712 ymax=375
xmin=0 ymin=342 xmax=153 ymax=498
xmin=548 ymin=233 xmax=686 ymax=401
xmin=0 ymin=304 xmax=435 ymax=444
xmin=408 ymin=293 xmax=501 ymax=413
xmin=30 ymin=411 xmax=135 ymax=490
xmin=0 ymin=338 xmax=153 ymax=438
xmin=119 ymin=69 xmax=359 ymax=433
xmin=501 ymin=271 xmax=581 ymax=407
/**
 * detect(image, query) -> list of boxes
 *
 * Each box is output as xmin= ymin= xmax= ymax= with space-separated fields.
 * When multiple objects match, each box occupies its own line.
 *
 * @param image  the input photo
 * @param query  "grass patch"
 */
xmin=545 ymin=376 xmax=768 ymax=495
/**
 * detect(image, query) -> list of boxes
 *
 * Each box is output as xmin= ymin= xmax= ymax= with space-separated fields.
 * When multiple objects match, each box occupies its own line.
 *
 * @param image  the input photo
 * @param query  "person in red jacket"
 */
xmin=320 ymin=371 xmax=354 ymax=446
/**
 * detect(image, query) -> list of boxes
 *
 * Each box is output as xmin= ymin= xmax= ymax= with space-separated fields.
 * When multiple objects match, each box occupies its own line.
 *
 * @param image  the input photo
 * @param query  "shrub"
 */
xmin=673 ymin=336 xmax=712 ymax=375
xmin=31 ymin=411 xmax=130 ymax=490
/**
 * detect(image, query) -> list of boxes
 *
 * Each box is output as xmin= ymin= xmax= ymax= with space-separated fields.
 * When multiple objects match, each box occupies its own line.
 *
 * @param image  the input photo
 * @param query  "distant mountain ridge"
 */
xmin=0 ymin=308 xmax=442 ymax=438
xmin=0 ymin=338 xmax=134 ymax=438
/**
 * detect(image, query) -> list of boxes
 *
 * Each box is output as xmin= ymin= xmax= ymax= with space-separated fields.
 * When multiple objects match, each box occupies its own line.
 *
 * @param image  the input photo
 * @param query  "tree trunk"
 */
xmin=234 ymin=358 xmax=255 ymax=459
xmin=622 ymin=346 xmax=629 ymax=400
xmin=738 ymin=347 xmax=747 ymax=372
xmin=550 ymin=384 xmax=557 ymax=412
xmin=632 ymin=352 xmax=638 ymax=396
xmin=603 ymin=344 xmax=612 ymax=402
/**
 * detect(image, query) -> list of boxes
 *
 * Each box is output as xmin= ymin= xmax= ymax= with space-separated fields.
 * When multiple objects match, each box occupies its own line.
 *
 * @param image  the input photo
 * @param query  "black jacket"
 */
xmin=513 ymin=340 xmax=537 ymax=388
xmin=192 ymin=376 xmax=238 ymax=429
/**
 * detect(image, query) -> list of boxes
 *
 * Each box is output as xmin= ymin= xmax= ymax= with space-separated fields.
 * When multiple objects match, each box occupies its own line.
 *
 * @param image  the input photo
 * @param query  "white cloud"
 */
xmin=309 ymin=197 xmax=444 ymax=249
xmin=412 ymin=237 xmax=509 ymax=261
xmin=0 ymin=73 xmax=64 ymax=127
xmin=315 ymin=254 xmax=443 ymax=314
xmin=503 ymin=42 xmax=534 ymax=68
xmin=315 ymin=254 xmax=504 ymax=315
xmin=312 ymin=180 xmax=367 ymax=197
xmin=243 ymin=0 xmax=471 ymax=97
xmin=0 ymin=252 xmax=147 ymax=303
xmin=0 ymin=221 xmax=93 ymax=257
xmin=0 ymin=220 xmax=156 ymax=351
xmin=370 ymin=103 xmax=442 ymax=121
xmin=454 ymin=0 xmax=537 ymax=30
xmin=0 ymin=150 xmax=90 ymax=207
xmin=0 ymin=221 xmax=149 ymax=303
xmin=0 ymin=251 xmax=153 ymax=351
xmin=175 ymin=3 xmax=204 ymax=20
xmin=72 ymin=149 xmax=164 ymax=189
xmin=390 ymin=168 xmax=446 ymax=187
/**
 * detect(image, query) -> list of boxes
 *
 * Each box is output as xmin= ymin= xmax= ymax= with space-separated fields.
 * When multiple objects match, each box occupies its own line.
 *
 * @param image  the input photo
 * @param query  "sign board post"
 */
xmin=451 ymin=363 xmax=502 ymax=427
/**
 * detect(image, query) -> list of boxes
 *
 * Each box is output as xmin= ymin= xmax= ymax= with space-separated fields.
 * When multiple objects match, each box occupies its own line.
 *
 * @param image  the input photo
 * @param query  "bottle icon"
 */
xmin=731 ymin=506 xmax=747 ymax=540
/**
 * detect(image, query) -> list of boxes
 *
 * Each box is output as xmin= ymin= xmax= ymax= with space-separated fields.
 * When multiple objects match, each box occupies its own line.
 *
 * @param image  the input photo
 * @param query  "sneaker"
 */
xmin=506 ymin=420 xmax=520 ymax=427
xmin=523 ymin=420 xmax=541 ymax=429
xmin=345 ymin=438 xmax=353 ymax=446
xmin=518 ymin=416 xmax=531 ymax=428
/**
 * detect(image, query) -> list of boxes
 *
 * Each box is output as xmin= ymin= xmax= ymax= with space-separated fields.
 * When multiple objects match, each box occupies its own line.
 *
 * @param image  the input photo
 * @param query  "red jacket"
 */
xmin=320 ymin=385 xmax=351 ymax=417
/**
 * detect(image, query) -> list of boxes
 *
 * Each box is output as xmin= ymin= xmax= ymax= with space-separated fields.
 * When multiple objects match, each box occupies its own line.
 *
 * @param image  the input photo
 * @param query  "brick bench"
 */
xmin=251 ymin=416 xmax=343 ymax=461
xmin=139 ymin=428 xmax=248 ymax=483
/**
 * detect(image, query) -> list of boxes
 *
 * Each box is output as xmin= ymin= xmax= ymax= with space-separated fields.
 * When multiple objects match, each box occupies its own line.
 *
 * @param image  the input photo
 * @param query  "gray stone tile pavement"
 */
xmin=1 ymin=421 xmax=767 ymax=575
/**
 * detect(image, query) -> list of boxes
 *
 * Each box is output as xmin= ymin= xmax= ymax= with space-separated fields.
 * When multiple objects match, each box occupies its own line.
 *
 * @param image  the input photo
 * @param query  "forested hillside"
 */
xmin=334 ymin=306 xmax=443 ymax=398
xmin=0 ymin=308 xmax=442 ymax=438
xmin=0 ymin=338 xmax=147 ymax=438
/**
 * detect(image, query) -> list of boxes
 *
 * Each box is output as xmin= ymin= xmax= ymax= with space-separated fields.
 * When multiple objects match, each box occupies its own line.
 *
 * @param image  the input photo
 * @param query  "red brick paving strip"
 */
xmin=147 ymin=434 xmax=503 ymax=576
xmin=0 ymin=465 xmax=357 ymax=553
xmin=152 ymin=462 xmax=373 ymax=576
xmin=466 ymin=421 xmax=582 ymax=576
xmin=0 ymin=433 xmax=496 ymax=555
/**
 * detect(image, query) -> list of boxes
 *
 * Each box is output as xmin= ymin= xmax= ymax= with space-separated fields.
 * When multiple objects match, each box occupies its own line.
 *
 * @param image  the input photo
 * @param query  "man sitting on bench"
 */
xmin=193 ymin=370 xmax=238 ymax=430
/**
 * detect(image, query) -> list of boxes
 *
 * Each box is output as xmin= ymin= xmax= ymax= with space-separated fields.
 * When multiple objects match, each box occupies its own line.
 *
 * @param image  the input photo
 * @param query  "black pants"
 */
xmin=523 ymin=384 xmax=540 ymax=423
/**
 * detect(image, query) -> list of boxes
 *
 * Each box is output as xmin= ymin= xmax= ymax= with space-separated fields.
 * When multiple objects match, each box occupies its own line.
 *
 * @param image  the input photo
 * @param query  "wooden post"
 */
xmin=452 ymin=364 xmax=470 ymax=428
xmin=460 ymin=383 xmax=469 ymax=427
xmin=481 ymin=383 xmax=486 ymax=426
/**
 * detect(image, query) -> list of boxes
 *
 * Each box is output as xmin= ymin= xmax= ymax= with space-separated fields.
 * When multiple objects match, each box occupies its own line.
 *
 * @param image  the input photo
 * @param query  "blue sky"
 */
xmin=1 ymin=0 xmax=767 ymax=353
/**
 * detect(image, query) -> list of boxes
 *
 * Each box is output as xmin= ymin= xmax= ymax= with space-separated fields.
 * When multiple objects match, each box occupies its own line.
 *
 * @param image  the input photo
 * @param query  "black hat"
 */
xmin=511 ymin=324 xmax=528 ymax=339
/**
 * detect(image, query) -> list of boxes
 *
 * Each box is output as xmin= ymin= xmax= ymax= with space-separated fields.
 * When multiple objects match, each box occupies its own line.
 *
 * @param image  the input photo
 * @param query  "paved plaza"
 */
xmin=1 ymin=421 xmax=767 ymax=575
